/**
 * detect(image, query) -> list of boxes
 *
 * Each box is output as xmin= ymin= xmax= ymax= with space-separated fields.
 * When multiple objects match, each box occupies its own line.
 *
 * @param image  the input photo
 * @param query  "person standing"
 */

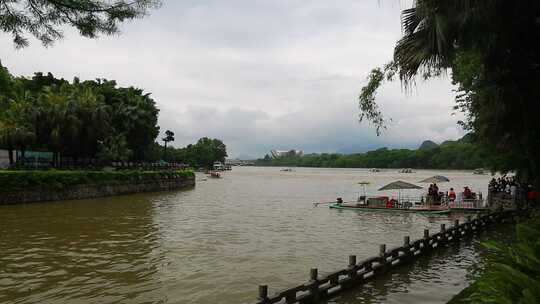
xmin=448 ymin=188 xmax=456 ymax=202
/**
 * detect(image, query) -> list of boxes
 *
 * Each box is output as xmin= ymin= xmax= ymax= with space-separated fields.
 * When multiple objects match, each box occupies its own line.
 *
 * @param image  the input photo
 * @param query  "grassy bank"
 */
xmin=0 ymin=169 xmax=195 ymax=193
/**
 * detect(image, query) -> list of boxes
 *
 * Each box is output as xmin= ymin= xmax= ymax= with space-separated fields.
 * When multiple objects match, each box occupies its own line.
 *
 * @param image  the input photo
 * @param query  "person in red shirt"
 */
xmin=448 ymin=188 xmax=456 ymax=202
xmin=464 ymin=186 xmax=472 ymax=199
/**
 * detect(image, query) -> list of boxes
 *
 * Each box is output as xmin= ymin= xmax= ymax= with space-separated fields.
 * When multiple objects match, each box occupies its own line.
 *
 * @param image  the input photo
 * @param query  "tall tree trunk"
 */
xmin=163 ymin=142 xmax=167 ymax=161
xmin=8 ymin=147 xmax=13 ymax=165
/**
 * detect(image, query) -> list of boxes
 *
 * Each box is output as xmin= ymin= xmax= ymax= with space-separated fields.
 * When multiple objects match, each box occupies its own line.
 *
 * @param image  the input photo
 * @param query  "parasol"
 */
xmin=418 ymin=175 xmax=450 ymax=183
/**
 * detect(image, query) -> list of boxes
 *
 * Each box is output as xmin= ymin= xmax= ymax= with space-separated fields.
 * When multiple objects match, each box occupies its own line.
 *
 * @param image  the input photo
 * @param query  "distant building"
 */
xmin=0 ymin=149 xmax=53 ymax=168
xmin=270 ymin=149 xmax=304 ymax=158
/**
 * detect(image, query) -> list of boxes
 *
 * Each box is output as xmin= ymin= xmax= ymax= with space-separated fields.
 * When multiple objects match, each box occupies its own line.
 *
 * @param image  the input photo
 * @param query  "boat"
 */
xmin=209 ymin=171 xmax=221 ymax=178
xmin=399 ymin=168 xmax=414 ymax=173
xmin=473 ymin=168 xmax=486 ymax=175
xmin=213 ymin=161 xmax=225 ymax=171
xmin=321 ymin=180 xmax=450 ymax=214
xmin=280 ymin=168 xmax=293 ymax=172
xmin=369 ymin=168 xmax=380 ymax=173
xmin=329 ymin=202 xmax=451 ymax=214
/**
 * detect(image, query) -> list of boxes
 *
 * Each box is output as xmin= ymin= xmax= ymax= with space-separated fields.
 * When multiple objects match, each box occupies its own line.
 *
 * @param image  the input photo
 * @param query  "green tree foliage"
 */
xmin=158 ymin=137 xmax=228 ymax=169
xmin=359 ymin=1 xmax=540 ymax=189
xmin=0 ymin=169 xmax=194 ymax=193
xmin=256 ymin=137 xmax=489 ymax=170
xmin=0 ymin=63 xmax=160 ymax=165
xmin=466 ymin=217 xmax=540 ymax=303
xmin=162 ymin=129 xmax=174 ymax=160
xmin=96 ymin=134 xmax=132 ymax=163
xmin=0 ymin=0 xmax=160 ymax=48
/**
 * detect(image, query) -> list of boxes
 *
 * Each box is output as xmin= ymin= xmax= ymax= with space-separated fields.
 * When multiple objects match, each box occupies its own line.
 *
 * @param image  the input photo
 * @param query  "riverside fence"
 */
xmin=255 ymin=209 xmax=523 ymax=304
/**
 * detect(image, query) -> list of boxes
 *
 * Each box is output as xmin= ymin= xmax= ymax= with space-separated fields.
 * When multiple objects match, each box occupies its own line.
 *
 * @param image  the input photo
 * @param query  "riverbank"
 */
xmin=0 ymin=170 xmax=195 ymax=204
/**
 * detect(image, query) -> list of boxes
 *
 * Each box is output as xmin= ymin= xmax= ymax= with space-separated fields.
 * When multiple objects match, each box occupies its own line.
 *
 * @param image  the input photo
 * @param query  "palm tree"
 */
xmin=162 ymin=130 xmax=175 ymax=161
xmin=0 ymin=101 xmax=35 ymax=165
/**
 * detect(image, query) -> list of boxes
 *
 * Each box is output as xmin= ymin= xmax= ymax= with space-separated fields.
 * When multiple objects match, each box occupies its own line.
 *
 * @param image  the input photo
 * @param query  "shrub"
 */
xmin=0 ymin=169 xmax=194 ymax=193
xmin=466 ymin=215 xmax=540 ymax=303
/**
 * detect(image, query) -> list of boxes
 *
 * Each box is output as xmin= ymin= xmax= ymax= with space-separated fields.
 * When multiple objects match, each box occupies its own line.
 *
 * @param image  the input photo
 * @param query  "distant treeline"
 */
xmin=150 ymin=137 xmax=227 ymax=169
xmin=256 ymin=135 xmax=491 ymax=170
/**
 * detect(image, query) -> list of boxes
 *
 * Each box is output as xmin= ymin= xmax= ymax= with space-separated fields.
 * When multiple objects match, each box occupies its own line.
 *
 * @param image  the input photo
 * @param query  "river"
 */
xmin=0 ymin=167 xmax=502 ymax=304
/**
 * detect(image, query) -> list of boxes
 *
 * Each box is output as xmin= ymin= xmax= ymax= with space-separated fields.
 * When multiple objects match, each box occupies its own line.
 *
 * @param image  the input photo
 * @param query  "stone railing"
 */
xmin=254 ymin=210 xmax=521 ymax=304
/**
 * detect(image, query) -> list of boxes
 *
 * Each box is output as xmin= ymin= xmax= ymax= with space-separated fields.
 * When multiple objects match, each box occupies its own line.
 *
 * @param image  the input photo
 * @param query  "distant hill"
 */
xmin=418 ymin=140 xmax=439 ymax=150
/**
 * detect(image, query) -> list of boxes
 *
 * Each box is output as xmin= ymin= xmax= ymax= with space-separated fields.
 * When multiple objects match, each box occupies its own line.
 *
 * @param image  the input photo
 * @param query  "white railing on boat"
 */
xmin=448 ymin=199 xmax=486 ymax=209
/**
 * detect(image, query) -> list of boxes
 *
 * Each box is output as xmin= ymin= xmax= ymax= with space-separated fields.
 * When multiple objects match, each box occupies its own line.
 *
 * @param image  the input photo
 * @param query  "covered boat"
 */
xmin=325 ymin=180 xmax=450 ymax=214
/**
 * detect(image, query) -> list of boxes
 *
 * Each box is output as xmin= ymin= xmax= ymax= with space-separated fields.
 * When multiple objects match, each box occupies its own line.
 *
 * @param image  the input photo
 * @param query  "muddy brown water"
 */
xmin=0 ymin=167 xmax=500 ymax=304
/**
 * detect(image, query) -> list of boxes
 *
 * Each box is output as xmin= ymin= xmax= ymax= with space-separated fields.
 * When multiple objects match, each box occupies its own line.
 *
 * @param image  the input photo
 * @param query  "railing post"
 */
xmin=439 ymin=223 xmax=447 ymax=243
xmin=309 ymin=268 xmax=319 ymax=301
xmin=258 ymin=285 xmax=268 ymax=303
xmin=454 ymin=219 xmax=461 ymax=239
xmin=377 ymin=244 xmax=388 ymax=273
xmin=348 ymin=255 xmax=356 ymax=267
xmin=401 ymin=236 xmax=412 ymax=262
xmin=348 ymin=255 xmax=358 ymax=282
xmin=379 ymin=244 xmax=386 ymax=257
xmin=310 ymin=268 xmax=318 ymax=281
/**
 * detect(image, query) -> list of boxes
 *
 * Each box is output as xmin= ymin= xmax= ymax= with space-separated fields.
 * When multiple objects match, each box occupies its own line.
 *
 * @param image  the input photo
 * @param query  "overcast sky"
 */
xmin=0 ymin=0 xmax=464 ymax=158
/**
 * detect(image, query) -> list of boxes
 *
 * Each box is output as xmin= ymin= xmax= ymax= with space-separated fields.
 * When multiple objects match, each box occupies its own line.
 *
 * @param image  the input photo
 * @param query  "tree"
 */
xmin=97 ymin=134 xmax=132 ymax=163
xmin=1 ymin=67 xmax=161 ymax=166
xmin=0 ymin=101 xmax=34 ymax=164
xmin=193 ymin=137 xmax=227 ymax=168
xmin=359 ymin=1 xmax=540 ymax=192
xmin=162 ymin=130 xmax=174 ymax=161
xmin=0 ymin=0 xmax=161 ymax=48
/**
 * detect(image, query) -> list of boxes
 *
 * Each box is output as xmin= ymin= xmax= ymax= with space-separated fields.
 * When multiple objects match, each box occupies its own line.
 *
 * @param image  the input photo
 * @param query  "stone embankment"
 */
xmin=0 ymin=175 xmax=195 ymax=205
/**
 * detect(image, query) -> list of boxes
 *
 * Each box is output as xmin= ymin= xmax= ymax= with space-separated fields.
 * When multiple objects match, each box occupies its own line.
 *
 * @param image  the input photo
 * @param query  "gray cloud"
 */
xmin=0 ymin=0 xmax=463 ymax=158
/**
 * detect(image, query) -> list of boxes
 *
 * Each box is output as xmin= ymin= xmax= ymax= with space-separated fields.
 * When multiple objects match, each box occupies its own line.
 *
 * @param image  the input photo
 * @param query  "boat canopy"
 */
xmin=418 ymin=175 xmax=450 ymax=183
xmin=378 ymin=180 xmax=422 ymax=191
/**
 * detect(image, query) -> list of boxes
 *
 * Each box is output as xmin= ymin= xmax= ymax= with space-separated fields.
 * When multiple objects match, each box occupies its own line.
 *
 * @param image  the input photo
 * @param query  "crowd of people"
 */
xmin=427 ymin=183 xmax=477 ymax=203
xmin=489 ymin=177 xmax=521 ymax=198
xmin=427 ymin=183 xmax=441 ymax=203
xmin=489 ymin=176 xmax=537 ymax=203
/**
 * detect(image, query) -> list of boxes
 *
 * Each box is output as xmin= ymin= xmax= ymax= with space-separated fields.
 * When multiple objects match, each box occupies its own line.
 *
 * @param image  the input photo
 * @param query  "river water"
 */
xmin=0 ymin=167 xmax=501 ymax=304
